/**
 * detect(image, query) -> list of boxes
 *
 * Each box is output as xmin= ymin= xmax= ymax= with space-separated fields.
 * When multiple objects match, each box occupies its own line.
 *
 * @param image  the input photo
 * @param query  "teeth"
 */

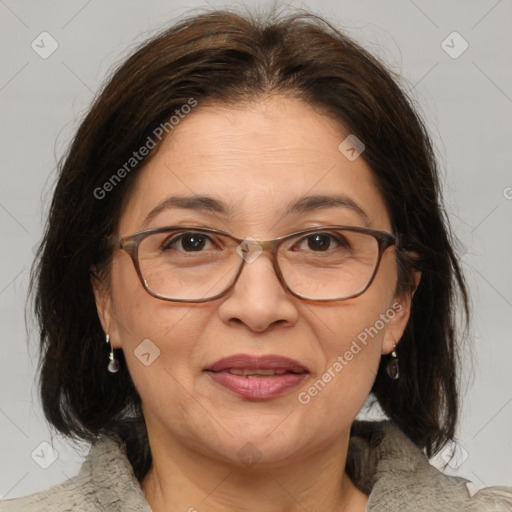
xmin=227 ymin=369 xmax=289 ymax=377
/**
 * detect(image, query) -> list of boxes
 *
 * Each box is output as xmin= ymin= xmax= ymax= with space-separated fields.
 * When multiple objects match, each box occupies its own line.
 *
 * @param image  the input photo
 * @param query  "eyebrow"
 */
xmin=142 ymin=196 xmax=229 ymax=228
xmin=285 ymin=194 xmax=371 ymax=226
xmin=141 ymin=193 xmax=370 ymax=228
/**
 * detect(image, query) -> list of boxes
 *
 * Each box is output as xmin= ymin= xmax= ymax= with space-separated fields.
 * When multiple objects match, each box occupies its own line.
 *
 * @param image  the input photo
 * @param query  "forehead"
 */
xmin=118 ymin=96 xmax=390 ymax=235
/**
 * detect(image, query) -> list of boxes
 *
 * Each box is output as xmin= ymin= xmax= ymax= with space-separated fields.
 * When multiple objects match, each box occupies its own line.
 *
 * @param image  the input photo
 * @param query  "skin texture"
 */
xmin=93 ymin=96 xmax=419 ymax=512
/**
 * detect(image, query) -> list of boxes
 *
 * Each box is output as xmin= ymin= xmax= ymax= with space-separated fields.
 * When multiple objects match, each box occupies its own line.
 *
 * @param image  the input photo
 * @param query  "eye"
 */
xmin=162 ymin=232 xmax=214 ymax=252
xmin=292 ymin=232 xmax=350 ymax=252
xmin=306 ymin=233 xmax=333 ymax=252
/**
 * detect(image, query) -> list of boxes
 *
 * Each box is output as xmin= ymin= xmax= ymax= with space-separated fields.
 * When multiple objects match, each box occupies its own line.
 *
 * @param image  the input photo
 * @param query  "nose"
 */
xmin=217 ymin=250 xmax=299 ymax=333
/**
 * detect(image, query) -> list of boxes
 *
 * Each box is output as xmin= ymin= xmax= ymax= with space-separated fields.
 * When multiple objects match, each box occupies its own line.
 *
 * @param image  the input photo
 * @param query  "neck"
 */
xmin=141 ymin=426 xmax=368 ymax=512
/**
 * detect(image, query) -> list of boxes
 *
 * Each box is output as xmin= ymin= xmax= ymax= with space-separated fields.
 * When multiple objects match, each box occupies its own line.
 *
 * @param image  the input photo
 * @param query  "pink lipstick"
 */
xmin=205 ymin=354 xmax=309 ymax=400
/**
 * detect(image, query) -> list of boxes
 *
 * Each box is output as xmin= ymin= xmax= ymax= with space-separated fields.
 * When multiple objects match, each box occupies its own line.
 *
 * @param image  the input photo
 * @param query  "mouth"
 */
xmin=204 ymin=354 xmax=309 ymax=399
xmin=217 ymin=368 xmax=303 ymax=377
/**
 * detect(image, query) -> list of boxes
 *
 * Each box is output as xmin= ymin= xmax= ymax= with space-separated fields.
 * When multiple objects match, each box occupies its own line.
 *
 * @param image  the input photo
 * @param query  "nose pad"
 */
xmin=236 ymin=237 xmax=264 ymax=265
xmin=219 ymin=238 xmax=299 ymax=331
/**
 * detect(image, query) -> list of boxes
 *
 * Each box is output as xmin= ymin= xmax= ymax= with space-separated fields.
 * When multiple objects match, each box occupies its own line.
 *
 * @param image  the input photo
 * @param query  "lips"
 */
xmin=206 ymin=354 xmax=308 ymax=373
xmin=204 ymin=354 xmax=309 ymax=399
xmin=223 ymin=368 xmax=290 ymax=377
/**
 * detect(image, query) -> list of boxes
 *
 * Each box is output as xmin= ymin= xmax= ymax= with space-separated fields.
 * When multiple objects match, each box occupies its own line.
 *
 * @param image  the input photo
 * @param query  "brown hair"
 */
xmin=32 ymin=7 xmax=468 ymax=480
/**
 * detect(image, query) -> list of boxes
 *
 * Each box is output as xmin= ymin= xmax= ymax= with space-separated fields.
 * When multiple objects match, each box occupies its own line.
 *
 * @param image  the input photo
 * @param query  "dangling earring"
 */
xmin=106 ymin=334 xmax=120 ymax=373
xmin=386 ymin=345 xmax=399 ymax=380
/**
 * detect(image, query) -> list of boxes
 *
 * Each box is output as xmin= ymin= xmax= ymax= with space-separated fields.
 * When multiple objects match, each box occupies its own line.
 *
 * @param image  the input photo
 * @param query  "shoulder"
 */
xmin=0 ymin=476 xmax=89 ymax=512
xmin=350 ymin=420 xmax=512 ymax=512
xmin=0 ymin=437 xmax=151 ymax=512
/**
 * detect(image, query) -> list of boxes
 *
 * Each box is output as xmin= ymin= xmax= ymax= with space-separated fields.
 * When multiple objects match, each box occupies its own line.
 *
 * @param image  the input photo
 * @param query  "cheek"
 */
xmin=110 ymin=251 xmax=204 ymax=339
xmin=307 ymin=252 xmax=397 ymax=364
xmin=307 ymin=299 xmax=388 ymax=377
xmin=294 ymin=304 xmax=384 ymax=430
xmin=109 ymin=253 xmax=212 ymax=390
xmin=298 ymin=257 xmax=398 ymax=415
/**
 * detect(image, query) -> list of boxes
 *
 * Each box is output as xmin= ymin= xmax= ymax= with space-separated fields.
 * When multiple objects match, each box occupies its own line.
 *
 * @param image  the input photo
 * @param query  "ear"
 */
xmin=382 ymin=270 xmax=421 ymax=354
xmin=90 ymin=268 xmax=122 ymax=349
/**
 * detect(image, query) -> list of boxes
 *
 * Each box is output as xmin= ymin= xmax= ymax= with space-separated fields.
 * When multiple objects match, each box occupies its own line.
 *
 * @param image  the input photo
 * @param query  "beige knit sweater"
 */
xmin=2 ymin=421 xmax=511 ymax=511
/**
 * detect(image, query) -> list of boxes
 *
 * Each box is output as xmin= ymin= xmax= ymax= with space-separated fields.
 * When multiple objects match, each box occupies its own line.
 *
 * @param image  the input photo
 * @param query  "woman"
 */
xmin=2 ymin=7 xmax=511 ymax=511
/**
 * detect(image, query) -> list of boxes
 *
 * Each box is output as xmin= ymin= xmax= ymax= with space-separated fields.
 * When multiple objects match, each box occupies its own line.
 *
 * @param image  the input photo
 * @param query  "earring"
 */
xmin=386 ymin=345 xmax=399 ymax=380
xmin=106 ymin=334 xmax=120 ymax=373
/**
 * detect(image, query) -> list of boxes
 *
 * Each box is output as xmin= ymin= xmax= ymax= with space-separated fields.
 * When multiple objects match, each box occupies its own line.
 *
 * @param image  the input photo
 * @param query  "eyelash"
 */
xmin=161 ymin=230 xmax=349 ymax=253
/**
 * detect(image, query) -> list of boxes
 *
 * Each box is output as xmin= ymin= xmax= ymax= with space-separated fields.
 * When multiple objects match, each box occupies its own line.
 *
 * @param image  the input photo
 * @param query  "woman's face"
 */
xmin=95 ymin=96 xmax=414 ymax=467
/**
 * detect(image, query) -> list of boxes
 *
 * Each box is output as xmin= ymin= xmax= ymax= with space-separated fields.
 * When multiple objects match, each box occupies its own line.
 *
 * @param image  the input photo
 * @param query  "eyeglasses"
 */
xmin=110 ymin=225 xmax=395 ymax=303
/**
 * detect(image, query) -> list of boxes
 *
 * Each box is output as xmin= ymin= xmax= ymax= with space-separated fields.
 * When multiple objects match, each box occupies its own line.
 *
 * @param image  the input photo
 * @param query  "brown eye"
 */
xmin=162 ymin=232 xmax=212 ymax=252
xmin=306 ymin=233 xmax=332 ymax=251
xmin=292 ymin=232 xmax=349 ymax=252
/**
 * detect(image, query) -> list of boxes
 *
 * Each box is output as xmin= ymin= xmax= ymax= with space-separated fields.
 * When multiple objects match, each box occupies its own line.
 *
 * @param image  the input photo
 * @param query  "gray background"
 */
xmin=1 ymin=0 xmax=511 ymax=499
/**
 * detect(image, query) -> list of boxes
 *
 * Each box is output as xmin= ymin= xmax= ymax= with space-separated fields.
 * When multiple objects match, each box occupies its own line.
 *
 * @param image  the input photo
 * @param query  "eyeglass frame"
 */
xmin=109 ymin=225 xmax=396 ymax=303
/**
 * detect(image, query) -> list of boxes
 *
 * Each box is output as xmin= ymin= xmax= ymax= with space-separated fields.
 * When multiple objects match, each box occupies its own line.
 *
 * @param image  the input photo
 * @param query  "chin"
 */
xmin=188 ymin=413 xmax=338 ymax=470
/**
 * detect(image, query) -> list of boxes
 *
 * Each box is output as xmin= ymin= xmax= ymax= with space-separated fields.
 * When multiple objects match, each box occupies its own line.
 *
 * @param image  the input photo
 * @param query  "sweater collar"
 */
xmin=84 ymin=420 xmax=468 ymax=511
